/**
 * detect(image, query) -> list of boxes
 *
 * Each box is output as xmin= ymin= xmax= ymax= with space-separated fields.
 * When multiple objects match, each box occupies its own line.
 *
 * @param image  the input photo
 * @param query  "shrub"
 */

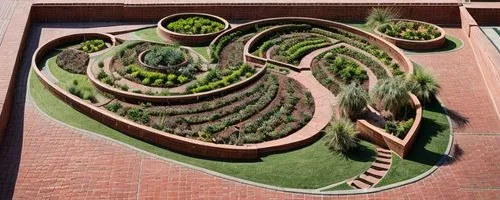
xmin=338 ymin=83 xmax=369 ymax=119
xmin=120 ymin=84 xmax=129 ymax=91
xmin=177 ymin=75 xmax=189 ymax=84
xmin=126 ymin=108 xmax=150 ymax=124
xmin=328 ymin=56 xmax=368 ymax=83
xmin=324 ymin=118 xmax=358 ymax=153
xmin=371 ymin=76 xmax=410 ymax=119
xmin=166 ymin=16 xmax=225 ymax=35
xmin=379 ymin=21 xmax=441 ymax=41
xmin=98 ymin=61 xmax=104 ymax=68
xmin=56 ymin=49 xmax=89 ymax=74
xmin=80 ymin=39 xmax=106 ymax=53
xmin=105 ymin=102 xmax=122 ymax=112
xmin=385 ymin=118 xmax=414 ymax=138
xmin=408 ymin=67 xmax=440 ymax=103
xmin=120 ymin=48 xmax=137 ymax=66
xmin=189 ymin=63 xmax=253 ymax=93
xmin=210 ymin=31 xmax=243 ymax=63
xmin=97 ymin=69 xmax=108 ymax=80
xmin=66 ymin=79 xmax=97 ymax=103
xmin=365 ymin=7 xmax=401 ymax=28
xmin=286 ymin=42 xmax=331 ymax=63
xmin=144 ymin=46 xmax=185 ymax=67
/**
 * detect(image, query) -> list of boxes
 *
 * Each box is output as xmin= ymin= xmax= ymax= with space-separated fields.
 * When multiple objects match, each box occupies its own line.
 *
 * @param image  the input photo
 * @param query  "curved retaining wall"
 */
xmin=157 ymin=13 xmax=230 ymax=46
xmin=374 ymin=19 xmax=446 ymax=50
xmin=33 ymin=32 xmax=325 ymax=160
xmin=212 ymin=17 xmax=413 ymax=75
xmin=356 ymin=93 xmax=423 ymax=158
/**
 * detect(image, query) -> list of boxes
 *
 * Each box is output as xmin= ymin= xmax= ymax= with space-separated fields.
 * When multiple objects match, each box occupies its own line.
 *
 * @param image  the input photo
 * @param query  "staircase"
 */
xmin=348 ymin=147 xmax=392 ymax=189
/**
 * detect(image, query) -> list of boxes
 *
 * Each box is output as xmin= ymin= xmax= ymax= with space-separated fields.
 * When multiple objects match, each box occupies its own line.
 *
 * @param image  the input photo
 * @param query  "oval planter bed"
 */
xmin=374 ymin=19 xmax=446 ymax=50
xmin=138 ymin=49 xmax=190 ymax=73
xmin=157 ymin=13 xmax=230 ymax=46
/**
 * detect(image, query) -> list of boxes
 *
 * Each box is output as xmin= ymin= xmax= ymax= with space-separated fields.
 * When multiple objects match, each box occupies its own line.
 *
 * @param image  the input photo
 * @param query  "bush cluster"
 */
xmin=56 ymin=49 xmax=89 ymax=74
xmin=144 ymin=46 xmax=185 ymax=67
xmin=166 ymin=16 xmax=225 ymax=35
xmin=311 ymin=61 xmax=341 ymax=95
xmin=277 ymin=36 xmax=331 ymax=63
xmin=325 ymin=55 xmax=368 ymax=83
xmin=385 ymin=118 xmax=414 ymax=138
xmin=330 ymin=46 xmax=388 ymax=79
xmin=379 ymin=21 xmax=441 ymax=41
xmin=125 ymin=64 xmax=191 ymax=87
xmin=80 ymin=39 xmax=106 ymax=53
xmin=188 ymin=63 xmax=255 ymax=93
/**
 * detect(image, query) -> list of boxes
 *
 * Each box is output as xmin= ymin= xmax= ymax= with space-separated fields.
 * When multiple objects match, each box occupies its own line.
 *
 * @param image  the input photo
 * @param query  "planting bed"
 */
xmin=375 ymin=19 xmax=446 ymax=50
xmin=33 ymin=15 xmax=432 ymax=162
xmin=27 ymin=13 xmax=455 ymax=191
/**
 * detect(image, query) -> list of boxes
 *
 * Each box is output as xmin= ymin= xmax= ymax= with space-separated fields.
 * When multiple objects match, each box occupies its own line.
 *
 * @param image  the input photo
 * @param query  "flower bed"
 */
xmin=157 ymin=13 xmax=230 ymax=46
xmin=374 ymin=19 xmax=446 ymax=50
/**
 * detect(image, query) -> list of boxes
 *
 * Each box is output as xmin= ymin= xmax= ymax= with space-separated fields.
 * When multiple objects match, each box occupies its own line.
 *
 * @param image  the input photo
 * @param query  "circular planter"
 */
xmin=138 ymin=49 xmax=189 ymax=73
xmin=157 ymin=13 xmax=230 ymax=46
xmin=374 ymin=19 xmax=446 ymax=50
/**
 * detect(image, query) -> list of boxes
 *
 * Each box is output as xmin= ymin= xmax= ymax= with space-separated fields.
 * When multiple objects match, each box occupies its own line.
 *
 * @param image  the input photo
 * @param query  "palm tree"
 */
xmin=408 ymin=67 xmax=440 ymax=104
xmin=324 ymin=118 xmax=358 ymax=154
xmin=370 ymin=76 xmax=410 ymax=119
xmin=365 ymin=7 xmax=401 ymax=28
xmin=338 ymin=83 xmax=369 ymax=119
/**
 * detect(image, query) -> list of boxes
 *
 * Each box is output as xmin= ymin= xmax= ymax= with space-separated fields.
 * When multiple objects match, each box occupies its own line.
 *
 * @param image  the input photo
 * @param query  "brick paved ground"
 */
xmin=1 ymin=3 xmax=500 ymax=199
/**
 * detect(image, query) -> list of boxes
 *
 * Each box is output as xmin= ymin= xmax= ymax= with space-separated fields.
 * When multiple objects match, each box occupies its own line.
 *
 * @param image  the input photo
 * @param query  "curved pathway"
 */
xmin=1 ymin=22 xmax=500 ymax=200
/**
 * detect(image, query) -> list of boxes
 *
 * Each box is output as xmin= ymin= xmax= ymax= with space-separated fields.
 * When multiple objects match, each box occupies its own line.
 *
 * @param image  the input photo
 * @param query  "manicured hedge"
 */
xmin=166 ymin=16 xmax=225 ymax=35
xmin=80 ymin=39 xmax=106 ymax=53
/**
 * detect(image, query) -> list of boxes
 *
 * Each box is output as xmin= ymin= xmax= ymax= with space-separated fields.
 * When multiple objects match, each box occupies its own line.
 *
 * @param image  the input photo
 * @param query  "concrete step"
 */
xmin=365 ymin=168 xmax=386 ymax=178
xmin=359 ymin=174 xmax=378 ymax=185
xmin=371 ymin=162 xmax=390 ymax=170
xmin=377 ymin=148 xmax=392 ymax=154
xmin=351 ymin=179 xmax=371 ymax=189
xmin=378 ymin=153 xmax=392 ymax=159
xmin=375 ymin=157 xmax=392 ymax=165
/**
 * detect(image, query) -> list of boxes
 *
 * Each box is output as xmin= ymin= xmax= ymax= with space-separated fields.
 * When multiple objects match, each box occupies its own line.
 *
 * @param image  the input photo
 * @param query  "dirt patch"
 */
xmin=55 ymin=49 xmax=89 ymax=74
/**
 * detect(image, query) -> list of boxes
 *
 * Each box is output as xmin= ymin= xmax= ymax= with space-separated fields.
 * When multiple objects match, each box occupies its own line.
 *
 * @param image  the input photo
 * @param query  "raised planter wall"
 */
xmin=374 ymin=19 xmax=447 ymax=50
xmin=31 ymin=4 xmax=461 ymax=25
xmin=157 ymin=13 xmax=230 ymax=46
xmin=356 ymin=93 xmax=423 ymax=158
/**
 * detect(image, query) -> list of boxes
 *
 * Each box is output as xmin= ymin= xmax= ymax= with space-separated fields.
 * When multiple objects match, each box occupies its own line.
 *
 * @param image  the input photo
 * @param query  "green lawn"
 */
xmin=376 ymin=98 xmax=450 ymax=186
xmin=192 ymin=46 xmax=210 ymax=61
xmin=133 ymin=27 xmax=164 ymax=43
xmin=29 ymin=70 xmax=376 ymax=189
xmin=46 ymin=55 xmax=97 ymax=94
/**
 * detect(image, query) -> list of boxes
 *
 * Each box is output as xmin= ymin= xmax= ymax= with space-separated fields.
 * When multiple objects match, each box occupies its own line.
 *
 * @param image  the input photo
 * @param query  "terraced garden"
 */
xmin=30 ymin=13 xmax=451 ymax=193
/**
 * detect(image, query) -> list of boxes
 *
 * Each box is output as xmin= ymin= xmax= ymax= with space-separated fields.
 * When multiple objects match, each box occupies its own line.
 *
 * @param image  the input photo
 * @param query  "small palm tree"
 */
xmin=408 ymin=67 xmax=440 ymax=104
xmin=365 ymin=7 xmax=401 ymax=28
xmin=371 ymin=76 xmax=410 ymax=119
xmin=324 ymin=118 xmax=358 ymax=154
xmin=338 ymin=83 xmax=369 ymax=119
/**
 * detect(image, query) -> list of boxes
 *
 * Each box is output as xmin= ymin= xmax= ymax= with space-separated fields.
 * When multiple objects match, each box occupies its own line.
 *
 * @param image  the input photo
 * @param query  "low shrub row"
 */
xmin=330 ymin=46 xmax=389 ymax=79
xmin=311 ymin=60 xmax=342 ymax=95
xmin=285 ymin=38 xmax=329 ymax=56
xmin=124 ymin=64 xmax=191 ymax=87
xmin=210 ymin=31 xmax=243 ymax=63
xmin=80 ymin=39 xmax=106 ymax=53
xmin=166 ymin=16 xmax=225 ymax=35
xmin=323 ymin=53 xmax=368 ymax=83
xmin=188 ymin=63 xmax=255 ymax=93
xmin=286 ymin=42 xmax=331 ymax=63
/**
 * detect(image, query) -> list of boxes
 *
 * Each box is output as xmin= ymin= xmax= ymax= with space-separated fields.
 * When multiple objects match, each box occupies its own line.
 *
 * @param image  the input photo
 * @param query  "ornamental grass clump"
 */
xmin=338 ymin=83 xmax=369 ymax=119
xmin=370 ymin=76 xmax=410 ymax=119
xmin=324 ymin=118 xmax=358 ymax=154
xmin=365 ymin=7 xmax=401 ymax=28
xmin=408 ymin=67 xmax=440 ymax=104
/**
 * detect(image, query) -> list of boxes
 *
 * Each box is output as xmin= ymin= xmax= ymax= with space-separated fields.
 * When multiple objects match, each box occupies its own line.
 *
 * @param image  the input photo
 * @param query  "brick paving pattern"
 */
xmin=0 ymin=3 xmax=500 ymax=200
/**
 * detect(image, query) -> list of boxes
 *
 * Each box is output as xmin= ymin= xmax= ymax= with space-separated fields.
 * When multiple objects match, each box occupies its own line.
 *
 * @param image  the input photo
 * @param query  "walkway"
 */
xmin=0 ymin=5 xmax=500 ymax=200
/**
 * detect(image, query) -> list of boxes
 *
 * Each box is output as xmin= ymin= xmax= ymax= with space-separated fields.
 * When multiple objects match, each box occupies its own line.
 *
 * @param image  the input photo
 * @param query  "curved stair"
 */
xmin=348 ymin=147 xmax=392 ymax=189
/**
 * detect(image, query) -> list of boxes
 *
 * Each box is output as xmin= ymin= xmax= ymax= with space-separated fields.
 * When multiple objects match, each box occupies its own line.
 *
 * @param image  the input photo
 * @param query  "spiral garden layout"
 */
xmin=30 ymin=13 xmax=451 ymax=192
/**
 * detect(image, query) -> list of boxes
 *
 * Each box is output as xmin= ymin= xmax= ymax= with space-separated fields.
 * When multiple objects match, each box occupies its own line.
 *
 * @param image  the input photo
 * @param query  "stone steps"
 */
xmin=348 ymin=147 xmax=393 ymax=189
